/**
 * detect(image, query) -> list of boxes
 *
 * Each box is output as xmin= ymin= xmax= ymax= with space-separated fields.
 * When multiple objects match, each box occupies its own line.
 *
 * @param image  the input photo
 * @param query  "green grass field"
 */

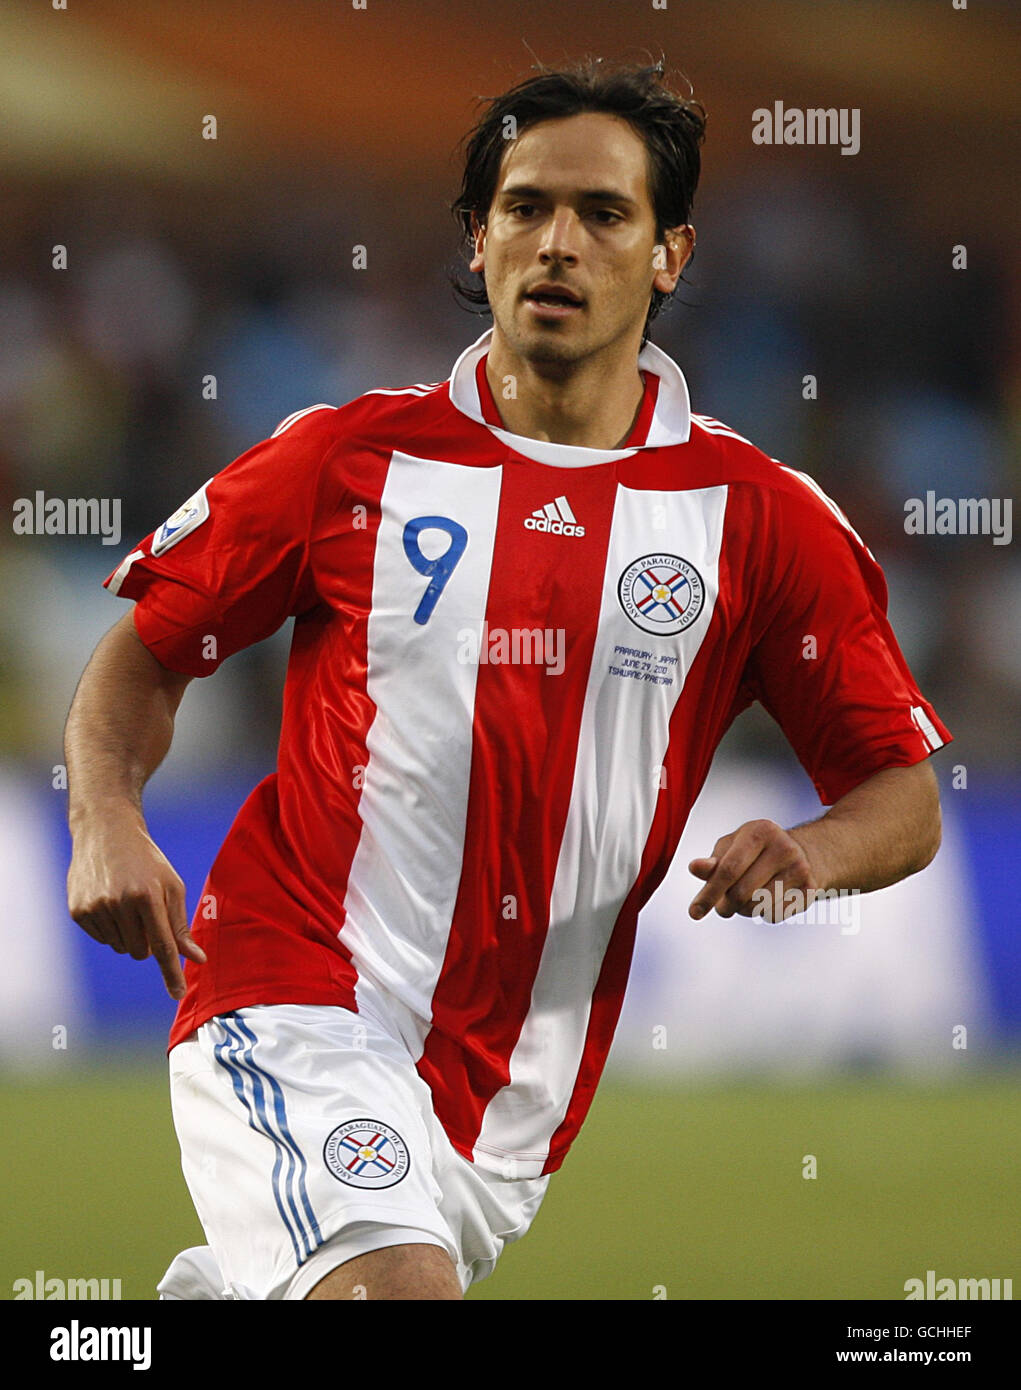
xmin=2 ymin=1064 xmax=1017 ymax=1300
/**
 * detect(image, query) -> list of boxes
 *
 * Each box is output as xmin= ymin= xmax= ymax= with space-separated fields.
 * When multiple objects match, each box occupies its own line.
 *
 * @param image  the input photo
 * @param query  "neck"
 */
xmin=484 ymin=335 xmax=646 ymax=450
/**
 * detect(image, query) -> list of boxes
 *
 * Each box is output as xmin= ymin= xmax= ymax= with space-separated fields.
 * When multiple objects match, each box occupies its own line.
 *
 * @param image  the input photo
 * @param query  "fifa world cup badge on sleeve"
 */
xmin=151 ymin=479 xmax=213 ymax=556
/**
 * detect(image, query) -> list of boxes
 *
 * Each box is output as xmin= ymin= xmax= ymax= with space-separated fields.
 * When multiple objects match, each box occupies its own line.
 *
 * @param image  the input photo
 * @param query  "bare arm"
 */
xmin=688 ymin=760 xmax=942 ymax=920
xmin=65 ymin=611 xmax=205 ymax=998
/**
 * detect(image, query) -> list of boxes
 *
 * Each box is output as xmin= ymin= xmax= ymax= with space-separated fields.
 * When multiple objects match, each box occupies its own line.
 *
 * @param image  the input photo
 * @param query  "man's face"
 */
xmin=470 ymin=111 xmax=692 ymax=369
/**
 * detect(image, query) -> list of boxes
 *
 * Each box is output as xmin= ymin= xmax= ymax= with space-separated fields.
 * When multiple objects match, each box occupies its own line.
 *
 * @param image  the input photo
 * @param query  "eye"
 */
xmin=509 ymin=204 xmax=537 ymax=218
xmin=592 ymin=209 xmax=622 ymax=224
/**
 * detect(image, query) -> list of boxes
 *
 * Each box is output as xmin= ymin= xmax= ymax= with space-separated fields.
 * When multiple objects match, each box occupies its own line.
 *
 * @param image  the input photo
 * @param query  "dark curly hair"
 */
xmin=449 ymin=55 xmax=707 ymax=348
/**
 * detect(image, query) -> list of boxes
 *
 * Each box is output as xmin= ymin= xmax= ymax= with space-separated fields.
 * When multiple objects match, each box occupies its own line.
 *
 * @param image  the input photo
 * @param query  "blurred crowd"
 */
xmin=2 ymin=160 xmax=1017 ymax=780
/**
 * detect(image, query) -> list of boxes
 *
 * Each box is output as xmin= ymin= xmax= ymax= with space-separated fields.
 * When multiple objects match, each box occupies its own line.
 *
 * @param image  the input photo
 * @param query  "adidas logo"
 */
xmin=524 ymin=495 xmax=585 ymax=537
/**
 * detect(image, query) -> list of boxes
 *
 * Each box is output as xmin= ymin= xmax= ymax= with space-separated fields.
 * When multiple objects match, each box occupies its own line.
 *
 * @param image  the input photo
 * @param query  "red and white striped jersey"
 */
xmin=104 ymin=329 xmax=950 ymax=1177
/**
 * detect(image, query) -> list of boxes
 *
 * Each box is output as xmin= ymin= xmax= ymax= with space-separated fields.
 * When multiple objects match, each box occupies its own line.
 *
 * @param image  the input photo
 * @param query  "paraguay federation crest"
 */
xmin=323 ymin=1119 xmax=411 ymax=1189
xmin=618 ymin=553 xmax=705 ymax=636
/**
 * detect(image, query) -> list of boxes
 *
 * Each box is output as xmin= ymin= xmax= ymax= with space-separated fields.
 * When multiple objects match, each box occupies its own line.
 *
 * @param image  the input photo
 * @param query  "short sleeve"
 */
xmin=742 ymin=470 xmax=952 ymax=805
xmin=102 ymin=405 xmax=339 ymax=676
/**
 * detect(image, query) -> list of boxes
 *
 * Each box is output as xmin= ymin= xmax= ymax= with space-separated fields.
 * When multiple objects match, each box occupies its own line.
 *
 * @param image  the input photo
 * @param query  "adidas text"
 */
xmin=524 ymin=516 xmax=585 ymax=537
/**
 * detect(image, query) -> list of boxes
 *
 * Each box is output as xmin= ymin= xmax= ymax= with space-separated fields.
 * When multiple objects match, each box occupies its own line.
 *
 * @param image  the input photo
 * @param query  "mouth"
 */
xmin=523 ymin=287 xmax=585 ymax=320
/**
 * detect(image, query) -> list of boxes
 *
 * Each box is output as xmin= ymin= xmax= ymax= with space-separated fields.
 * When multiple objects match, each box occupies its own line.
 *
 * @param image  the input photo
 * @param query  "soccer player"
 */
xmin=64 ymin=59 xmax=950 ymax=1301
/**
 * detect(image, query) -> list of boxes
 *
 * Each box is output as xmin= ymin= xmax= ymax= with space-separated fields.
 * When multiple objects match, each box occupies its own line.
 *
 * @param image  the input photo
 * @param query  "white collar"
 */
xmin=447 ymin=328 xmax=691 ymax=468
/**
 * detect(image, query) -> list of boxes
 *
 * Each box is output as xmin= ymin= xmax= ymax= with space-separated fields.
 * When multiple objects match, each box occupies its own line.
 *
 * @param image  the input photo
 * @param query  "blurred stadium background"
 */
xmin=1 ymin=0 xmax=1017 ymax=1301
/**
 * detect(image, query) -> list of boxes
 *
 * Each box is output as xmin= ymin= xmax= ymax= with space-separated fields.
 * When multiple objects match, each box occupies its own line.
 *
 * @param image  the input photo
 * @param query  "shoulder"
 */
xmin=267 ymin=377 xmax=452 ymax=448
xmin=688 ymin=412 xmax=811 ymax=500
xmin=268 ymin=403 xmax=342 ymax=440
xmin=330 ymin=378 xmax=452 ymax=444
xmin=687 ymin=411 xmax=866 ymax=546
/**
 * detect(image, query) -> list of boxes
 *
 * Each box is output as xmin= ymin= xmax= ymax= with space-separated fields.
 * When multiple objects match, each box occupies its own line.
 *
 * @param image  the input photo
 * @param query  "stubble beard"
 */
xmin=502 ymin=303 xmax=593 ymax=379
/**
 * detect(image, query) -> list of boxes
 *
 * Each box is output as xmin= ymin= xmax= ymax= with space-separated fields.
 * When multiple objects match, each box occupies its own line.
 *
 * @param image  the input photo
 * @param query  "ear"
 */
xmin=652 ymin=224 xmax=696 ymax=296
xmin=469 ymin=212 xmax=486 ymax=274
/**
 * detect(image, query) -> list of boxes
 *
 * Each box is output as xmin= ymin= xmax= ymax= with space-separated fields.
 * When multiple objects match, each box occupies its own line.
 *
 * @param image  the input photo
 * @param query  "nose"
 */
xmin=538 ymin=206 xmax=581 ymax=264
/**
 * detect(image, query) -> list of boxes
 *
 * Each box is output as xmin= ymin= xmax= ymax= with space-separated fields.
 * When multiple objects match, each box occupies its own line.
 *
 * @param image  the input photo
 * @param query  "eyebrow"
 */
xmin=497 ymin=184 xmax=638 ymax=208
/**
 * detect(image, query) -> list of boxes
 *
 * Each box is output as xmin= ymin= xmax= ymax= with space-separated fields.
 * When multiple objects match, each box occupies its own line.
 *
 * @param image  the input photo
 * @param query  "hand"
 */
xmin=688 ymin=818 xmax=822 ymax=922
xmin=67 ymin=805 xmax=206 ymax=999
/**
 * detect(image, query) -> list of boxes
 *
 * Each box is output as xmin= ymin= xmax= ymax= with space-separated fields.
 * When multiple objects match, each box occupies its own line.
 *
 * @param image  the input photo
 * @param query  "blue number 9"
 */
xmin=402 ymin=515 xmax=468 ymax=625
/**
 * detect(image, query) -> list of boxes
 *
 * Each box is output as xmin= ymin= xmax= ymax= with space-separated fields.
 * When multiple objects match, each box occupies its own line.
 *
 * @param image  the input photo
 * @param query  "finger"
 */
xmin=164 ymin=875 xmax=206 ymax=965
xmin=89 ymin=903 xmax=131 ymax=953
xmin=687 ymin=856 xmax=717 ymax=881
xmin=117 ymin=899 xmax=155 ymax=960
xmin=181 ymin=935 xmax=207 ymax=964
xmin=735 ymin=877 xmax=782 ymax=922
xmin=718 ymin=842 xmax=804 ymax=919
xmin=709 ymin=833 xmax=735 ymax=861
xmin=689 ymin=841 xmax=761 ymax=919
xmin=688 ymin=835 xmax=735 ymax=895
xmin=137 ymin=890 xmax=189 ymax=1000
xmin=733 ymin=862 xmax=813 ymax=921
xmin=729 ymin=831 xmax=815 ymax=918
xmin=74 ymin=910 xmax=115 ymax=948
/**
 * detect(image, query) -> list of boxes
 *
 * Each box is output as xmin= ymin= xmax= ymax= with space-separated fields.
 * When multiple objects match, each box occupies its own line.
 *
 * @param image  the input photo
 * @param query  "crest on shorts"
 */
xmin=618 ymin=553 xmax=705 ymax=636
xmin=323 ymin=1119 xmax=410 ymax=1189
xmin=151 ymin=480 xmax=212 ymax=556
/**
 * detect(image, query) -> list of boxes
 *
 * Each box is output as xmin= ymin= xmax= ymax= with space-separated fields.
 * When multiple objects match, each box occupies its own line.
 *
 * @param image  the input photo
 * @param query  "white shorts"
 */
xmin=162 ymin=981 xmax=549 ymax=1299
